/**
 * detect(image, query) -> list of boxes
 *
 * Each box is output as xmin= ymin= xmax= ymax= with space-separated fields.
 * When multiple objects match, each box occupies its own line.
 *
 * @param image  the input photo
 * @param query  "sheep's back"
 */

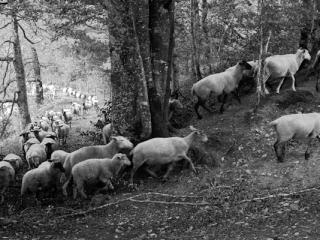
xmin=72 ymin=159 xmax=105 ymax=183
xmin=265 ymin=54 xmax=298 ymax=77
xmin=133 ymin=138 xmax=188 ymax=165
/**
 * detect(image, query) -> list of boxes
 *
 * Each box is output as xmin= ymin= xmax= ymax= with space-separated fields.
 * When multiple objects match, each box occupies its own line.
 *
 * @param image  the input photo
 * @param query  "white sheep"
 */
xmin=129 ymin=126 xmax=208 ymax=184
xmin=102 ymin=123 xmax=112 ymax=144
xmin=270 ymin=112 xmax=320 ymax=162
xmin=62 ymin=136 xmax=134 ymax=196
xmin=0 ymin=161 xmax=15 ymax=204
xmin=62 ymin=109 xmax=72 ymax=127
xmin=39 ymin=120 xmax=49 ymax=131
xmin=3 ymin=153 xmax=23 ymax=172
xmin=25 ymin=142 xmax=48 ymax=169
xmin=55 ymin=122 xmax=70 ymax=145
xmin=263 ymin=48 xmax=311 ymax=94
xmin=191 ymin=60 xmax=252 ymax=119
xmin=69 ymin=153 xmax=131 ymax=199
xmin=23 ymin=137 xmax=41 ymax=154
xmin=51 ymin=150 xmax=70 ymax=165
xmin=21 ymin=160 xmax=65 ymax=198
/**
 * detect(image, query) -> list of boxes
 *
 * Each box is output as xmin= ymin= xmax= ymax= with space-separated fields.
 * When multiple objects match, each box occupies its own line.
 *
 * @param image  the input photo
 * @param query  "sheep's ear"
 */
xmin=189 ymin=125 xmax=197 ymax=131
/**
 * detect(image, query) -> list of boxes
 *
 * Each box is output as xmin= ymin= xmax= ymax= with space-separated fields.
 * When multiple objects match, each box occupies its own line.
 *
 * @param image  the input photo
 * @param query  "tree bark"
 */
xmin=201 ymin=0 xmax=213 ymax=74
xmin=190 ymin=0 xmax=202 ymax=81
xmin=12 ymin=13 xmax=31 ymax=129
xmin=310 ymin=0 xmax=320 ymax=57
xmin=107 ymin=0 xmax=150 ymax=141
xmin=299 ymin=0 xmax=312 ymax=49
xmin=31 ymin=46 xmax=44 ymax=105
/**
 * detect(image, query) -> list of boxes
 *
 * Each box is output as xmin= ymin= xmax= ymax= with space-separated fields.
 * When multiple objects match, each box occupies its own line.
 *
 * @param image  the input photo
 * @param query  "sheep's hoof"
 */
xmin=305 ymin=152 xmax=311 ymax=160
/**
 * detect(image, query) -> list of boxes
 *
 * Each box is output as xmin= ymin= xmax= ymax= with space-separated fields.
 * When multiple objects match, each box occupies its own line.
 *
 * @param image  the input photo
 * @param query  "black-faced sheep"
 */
xmin=191 ymin=60 xmax=252 ymax=119
xmin=55 ymin=122 xmax=70 ymax=145
xmin=62 ymin=136 xmax=134 ymax=196
xmin=270 ymin=112 xmax=320 ymax=162
xmin=129 ymin=126 xmax=208 ymax=184
xmin=21 ymin=160 xmax=65 ymax=199
xmin=0 ymin=161 xmax=15 ymax=204
xmin=69 ymin=153 xmax=131 ymax=199
xmin=263 ymin=48 xmax=311 ymax=94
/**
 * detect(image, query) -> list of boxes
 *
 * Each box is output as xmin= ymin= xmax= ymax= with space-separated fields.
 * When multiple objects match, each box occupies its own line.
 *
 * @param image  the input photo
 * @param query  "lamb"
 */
xmin=191 ymin=60 xmax=252 ymax=119
xmin=72 ymin=102 xmax=83 ymax=116
xmin=102 ymin=123 xmax=112 ymax=144
xmin=62 ymin=136 xmax=134 ymax=196
xmin=21 ymin=160 xmax=65 ymax=198
xmin=3 ymin=153 xmax=23 ymax=172
xmin=0 ymin=161 xmax=15 ymax=204
xmin=270 ymin=112 xmax=320 ymax=162
xmin=262 ymin=48 xmax=311 ymax=94
xmin=69 ymin=153 xmax=131 ymax=199
xmin=129 ymin=126 xmax=208 ymax=184
xmin=55 ymin=122 xmax=70 ymax=145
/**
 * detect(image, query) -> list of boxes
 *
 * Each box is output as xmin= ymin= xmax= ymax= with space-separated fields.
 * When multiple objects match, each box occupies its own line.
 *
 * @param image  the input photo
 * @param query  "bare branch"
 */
xmin=0 ymin=21 xmax=11 ymax=30
xmin=0 ymin=79 xmax=15 ymax=95
xmin=0 ymin=56 xmax=13 ymax=61
xmin=18 ymin=23 xmax=39 ymax=44
xmin=0 ymin=91 xmax=18 ymax=138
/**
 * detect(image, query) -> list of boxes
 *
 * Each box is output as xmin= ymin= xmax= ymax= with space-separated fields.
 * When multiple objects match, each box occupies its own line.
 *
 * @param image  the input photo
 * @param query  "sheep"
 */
xmin=23 ymin=137 xmax=41 ymax=154
xmin=262 ymin=48 xmax=311 ymax=94
xmin=0 ymin=161 xmax=15 ymax=204
xmin=102 ymin=123 xmax=112 ymax=144
xmin=270 ymin=112 xmax=320 ymax=162
xmin=69 ymin=153 xmax=131 ymax=199
xmin=55 ymin=122 xmax=70 ymax=145
xmin=72 ymin=102 xmax=83 ymax=116
xmin=191 ymin=60 xmax=252 ymax=119
xmin=75 ymin=91 xmax=81 ymax=98
xmin=41 ymin=137 xmax=58 ymax=159
xmin=51 ymin=150 xmax=70 ymax=165
xmin=25 ymin=141 xmax=50 ymax=169
xmin=62 ymin=108 xmax=72 ymax=127
xmin=31 ymin=127 xmax=56 ymax=142
xmin=3 ymin=153 xmax=23 ymax=172
xmin=62 ymin=136 xmax=134 ymax=196
xmin=312 ymin=50 xmax=320 ymax=92
xmin=39 ymin=120 xmax=49 ymax=131
xmin=129 ymin=126 xmax=208 ymax=185
xmin=21 ymin=160 xmax=65 ymax=199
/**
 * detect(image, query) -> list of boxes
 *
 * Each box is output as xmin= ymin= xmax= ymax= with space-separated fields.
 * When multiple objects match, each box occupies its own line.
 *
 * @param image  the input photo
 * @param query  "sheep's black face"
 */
xmin=53 ymin=162 xmax=65 ymax=172
xmin=239 ymin=60 xmax=252 ymax=70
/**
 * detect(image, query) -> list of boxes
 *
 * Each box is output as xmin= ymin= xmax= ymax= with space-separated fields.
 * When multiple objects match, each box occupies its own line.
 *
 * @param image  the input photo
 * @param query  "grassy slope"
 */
xmin=2 ymin=80 xmax=320 ymax=239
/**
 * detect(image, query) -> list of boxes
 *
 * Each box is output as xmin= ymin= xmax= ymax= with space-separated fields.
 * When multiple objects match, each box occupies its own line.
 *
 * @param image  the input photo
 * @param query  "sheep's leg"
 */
xmin=72 ymin=184 xmax=78 ymax=199
xmin=232 ymin=89 xmax=241 ymax=104
xmin=262 ymin=73 xmax=270 ymax=94
xmin=143 ymin=166 xmax=159 ymax=178
xmin=194 ymin=97 xmax=210 ymax=119
xmin=276 ymin=77 xmax=285 ymax=94
xmin=100 ymin=177 xmax=114 ymax=190
xmin=62 ymin=177 xmax=71 ymax=196
xmin=305 ymin=138 xmax=313 ymax=160
xmin=162 ymin=162 xmax=176 ymax=180
xmin=290 ymin=73 xmax=296 ymax=92
xmin=274 ymin=140 xmax=285 ymax=162
xmin=182 ymin=155 xmax=197 ymax=174
xmin=219 ymin=93 xmax=228 ymax=114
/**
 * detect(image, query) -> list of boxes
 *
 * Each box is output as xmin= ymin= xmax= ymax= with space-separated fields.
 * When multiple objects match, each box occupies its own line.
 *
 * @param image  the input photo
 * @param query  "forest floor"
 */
xmin=2 ymin=78 xmax=320 ymax=239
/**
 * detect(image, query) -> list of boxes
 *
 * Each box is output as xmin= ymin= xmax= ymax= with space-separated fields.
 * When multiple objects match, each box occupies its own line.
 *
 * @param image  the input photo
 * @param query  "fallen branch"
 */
xmin=57 ymin=192 xmax=208 ymax=219
xmin=239 ymin=187 xmax=320 ymax=204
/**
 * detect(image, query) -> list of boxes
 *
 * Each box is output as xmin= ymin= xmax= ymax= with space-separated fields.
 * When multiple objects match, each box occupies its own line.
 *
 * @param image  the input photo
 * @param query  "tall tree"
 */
xmin=12 ymin=12 xmax=31 ymax=128
xmin=190 ymin=0 xmax=202 ymax=81
xmin=104 ymin=0 xmax=175 ymax=140
xmin=31 ymin=46 xmax=44 ymax=105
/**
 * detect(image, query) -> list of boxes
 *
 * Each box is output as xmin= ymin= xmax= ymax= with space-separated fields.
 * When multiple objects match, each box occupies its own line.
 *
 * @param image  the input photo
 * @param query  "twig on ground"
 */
xmin=239 ymin=187 xmax=320 ymax=204
xmin=57 ymin=192 xmax=208 ymax=219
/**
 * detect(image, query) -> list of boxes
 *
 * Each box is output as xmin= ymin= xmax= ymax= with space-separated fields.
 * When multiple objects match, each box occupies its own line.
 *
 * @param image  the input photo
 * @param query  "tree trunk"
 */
xmin=190 ymin=0 xmax=202 ymax=81
xmin=299 ymin=0 xmax=312 ymax=49
xmin=201 ymin=0 xmax=213 ymax=74
xmin=310 ymin=0 xmax=320 ymax=57
xmin=12 ymin=14 xmax=31 ymax=129
xmin=162 ymin=0 xmax=175 ymax=126
xmin=31 ymin=47 xmax=44 ymax=105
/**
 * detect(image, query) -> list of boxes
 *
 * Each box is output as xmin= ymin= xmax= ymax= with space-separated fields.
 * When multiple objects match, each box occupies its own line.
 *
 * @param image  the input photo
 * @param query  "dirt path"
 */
xmin=2 ymin=83 xmax=320 ymax=239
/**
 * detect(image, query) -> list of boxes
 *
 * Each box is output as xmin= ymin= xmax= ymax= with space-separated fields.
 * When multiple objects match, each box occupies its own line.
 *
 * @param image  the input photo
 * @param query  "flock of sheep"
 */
xmin=0 ymin=47 xmax=319 ymax=206
xmin=192 ymin=47 xmax=320 ymax=162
